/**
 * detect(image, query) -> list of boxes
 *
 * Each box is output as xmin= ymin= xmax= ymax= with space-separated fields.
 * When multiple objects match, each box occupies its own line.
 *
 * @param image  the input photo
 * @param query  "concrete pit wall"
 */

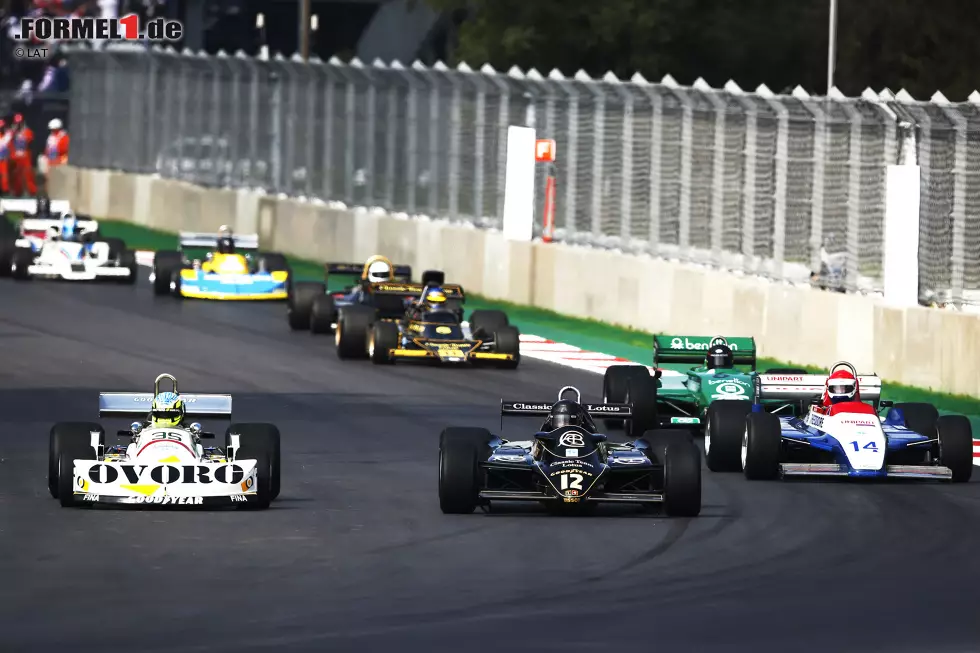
xmin=47 ymin=165 xmax=980 ymax=397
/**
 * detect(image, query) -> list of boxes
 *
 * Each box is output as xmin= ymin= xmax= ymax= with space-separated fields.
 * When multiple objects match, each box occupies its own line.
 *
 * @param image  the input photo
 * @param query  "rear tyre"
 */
xmin=662 ymin=440 xmax=702 ymax=517
xmin=894 ymin=402 xmax=940 ymax=437
xmin=117 ymin=249 xmax=137 ymax=284
xmin=11 ymin=247 xmax=32 ymax=280
xmin=229 ymin=423 xmax=281 ymax=509
xmin=102 ymin=237 xmax=126 ymax=260
xmin=309 ymin=295 xmax=338 ymax=334
xmin=369 ymin=321 xmax=399 ymax=364
xmin=335 ymin=306 xmax=375 ymax=359
xmin=153 ymin=251 xmax=182 ymax=296
xmin=258 ymin=252 xmax=292 ymax=294
xmin=492 ymin=325 xmax=520 ymax=369
xmin=704 ymin=401 xmax=753 ymax=472
xmin=287 ymin=281 xmax=326 ymax=331
xmin=49 ymin=422 xmax=104 ymax=500
xmin=624 ymin=374 xmax=659 ymax=439
xmin=742 ymin=412 xmax=782 ymax=480
xmin=936 ymin=415 xmax=973 ymax=482
xmin=602 ymin=365 xmax=649 ymax=430
xmin=0 ymin=237 xmax=15 ymax=277
xmin=469 ymin=310 xmax=509 ymax=339
xmin=438 ymin=427 xmax=492 ymax=514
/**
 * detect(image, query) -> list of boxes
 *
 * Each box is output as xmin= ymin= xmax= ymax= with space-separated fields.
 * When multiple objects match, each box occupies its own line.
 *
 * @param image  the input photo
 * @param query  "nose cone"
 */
xmin=135 ymin=435 xmax=197 ymax=464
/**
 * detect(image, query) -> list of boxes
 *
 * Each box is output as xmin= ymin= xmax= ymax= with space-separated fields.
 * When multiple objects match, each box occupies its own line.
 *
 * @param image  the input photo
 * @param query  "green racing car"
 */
xmin=602 ymin=335 xmax=808 ymax=471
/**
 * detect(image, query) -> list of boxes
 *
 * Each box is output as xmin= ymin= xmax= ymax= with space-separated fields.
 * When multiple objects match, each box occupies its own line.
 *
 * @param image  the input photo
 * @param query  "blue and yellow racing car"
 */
xmin=151 ymin=226 xmax=291 ymax=300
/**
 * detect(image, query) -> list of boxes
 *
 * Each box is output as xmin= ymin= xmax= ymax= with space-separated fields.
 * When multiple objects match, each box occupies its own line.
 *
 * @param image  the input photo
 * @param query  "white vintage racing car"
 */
xmin=8 ymin=211 xmax=136 ymax=282
xmin=49 ymin=374 xmax=282 ymax=509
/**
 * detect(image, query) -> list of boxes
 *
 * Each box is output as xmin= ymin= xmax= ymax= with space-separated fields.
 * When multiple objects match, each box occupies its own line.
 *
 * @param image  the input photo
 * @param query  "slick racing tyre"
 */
xmin=640 ymin=429 xmax=697 ymax=468
xmin=661 ymin=438 xmax=702 ymax=517
xmin=469 ymin=310 xmax=509 ymax=339
xmin=420 ymin=269 xmax=445 ymax=286
xmin=310 ymin=295 xmax=338 ymax=335
xmin=102 ymin=237 xmax=126 ymax=260
xmin=936 ymin=415 xmax=972 ymax=482
xmin=11 ymin=247 xmax=33 ymax=280
xmin=438 ymin=427 xmax=492 ymax=514
xmin=153 ymin=250 xmax=182 ymax=296
xmin=492 ymin=326 xmax=520 ymax=369
xmin=117 ymin=250 xmax=137 ymax=284
xmin=50 ymin=422 xmax=104 ymax=505
xmin=742 ymin=412 xmax=781 ymax=480
xmin=0 ymin=237 xmax=14 ymax=278
xmin=624 ymin=374 xmax=659 ymax=439
xmin=228 ymin=423 xmax=281 ymax=508
xmin=602 ymin=365 xmax=649 ymax=430
xmin=704 ymin=401 xmax=752 ymax=472
xmin=335 ymin=306 xmax=375 ymax=359
xmin=369 ymin=321 xmax=399 ymax=364
xmin=287 ymin=281 xmax=326 ymax=331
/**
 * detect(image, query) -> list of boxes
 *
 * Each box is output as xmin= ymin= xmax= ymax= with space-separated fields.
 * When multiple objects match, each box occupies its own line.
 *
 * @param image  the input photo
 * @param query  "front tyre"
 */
xmin=310 ymin=294 xmax=338 ymax=334
xmin=369 ymin=321 xmax=399 ymax=364
xmin=11 ymin=247 xmax=32 ymax=280
xmin=742 ymin=412 xmax=781 ymax=480
xmin=936 ymin=415 xmax=972 ymax=482
xmin=492 ymin=325 xmax=520 ymax=369
xmin=228 ymin=423 xmax=281 ymax=509
xmin=704 ymin=401 xmax=752 ymax=472
xmin=288 ymin=281 xmax=326 ymax=331
xmin=662 ymin=440 xmax=702 ymax=517
xmin=438 ymin=427 xmax=492 ymax=514
xmin=49 ymin=422 xmax=104 ymax=500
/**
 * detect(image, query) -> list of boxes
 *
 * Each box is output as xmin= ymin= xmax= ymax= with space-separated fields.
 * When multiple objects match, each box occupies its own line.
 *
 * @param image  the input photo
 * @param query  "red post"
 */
xmin=542 ymin=169 xmax=556 ymax=243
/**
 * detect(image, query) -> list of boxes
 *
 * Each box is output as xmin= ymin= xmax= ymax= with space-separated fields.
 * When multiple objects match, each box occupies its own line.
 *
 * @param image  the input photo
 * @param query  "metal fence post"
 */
xmin=445 ymin=66 xmax=462 ymax=221
xmin=699 ymin=82 xmax=729 ymax=261
xmin=938 ymin=100 xmax=967 ymax=305
xmin=761 ymin=92 xmax=790 ymax=278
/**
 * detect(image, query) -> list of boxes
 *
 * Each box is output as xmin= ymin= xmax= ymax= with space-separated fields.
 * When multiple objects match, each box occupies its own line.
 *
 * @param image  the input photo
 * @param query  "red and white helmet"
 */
xmin=825 ymin=369 xmax=858 ymax=405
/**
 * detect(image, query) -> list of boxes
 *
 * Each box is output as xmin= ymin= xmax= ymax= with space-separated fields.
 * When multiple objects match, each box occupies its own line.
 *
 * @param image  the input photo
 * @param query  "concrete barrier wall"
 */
xmin=48 ymin=165 xmax=980 ymax=397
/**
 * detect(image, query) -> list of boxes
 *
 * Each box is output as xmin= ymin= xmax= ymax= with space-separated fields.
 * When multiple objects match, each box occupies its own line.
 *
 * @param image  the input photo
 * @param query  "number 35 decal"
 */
xmin=559 ymin=474 xmax=584 ymax=491
xmin=849 ymin=440 xmax=879 ymax=453
xmin=151 ymin=433 xmax=183 ymax=442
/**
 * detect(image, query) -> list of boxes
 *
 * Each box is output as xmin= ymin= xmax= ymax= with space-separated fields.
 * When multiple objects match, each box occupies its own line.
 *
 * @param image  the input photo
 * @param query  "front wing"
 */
xmin=478 ymin=461 xmax=664 ymax=504
xmin=27 ymin=260 xmax=133 ymax=281
xmin=178 ymin=271 xmax=289 ymax=300
xmin=67 ymin=459 xmax=260 ymax=506
xmin=388 ymin=338 xmax=515 ymax=364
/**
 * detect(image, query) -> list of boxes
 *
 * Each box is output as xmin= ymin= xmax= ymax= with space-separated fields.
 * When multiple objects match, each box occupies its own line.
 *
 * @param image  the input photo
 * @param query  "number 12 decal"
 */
xmin=559 ymin=474 xmax=583 ymax=490
xmin=849 ymin=440 xmax=879 ymax=453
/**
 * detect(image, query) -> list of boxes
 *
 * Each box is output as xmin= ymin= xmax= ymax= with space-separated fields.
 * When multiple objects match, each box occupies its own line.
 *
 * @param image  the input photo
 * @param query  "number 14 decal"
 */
xmin=849 ymin=440 xmax=879 ymax=453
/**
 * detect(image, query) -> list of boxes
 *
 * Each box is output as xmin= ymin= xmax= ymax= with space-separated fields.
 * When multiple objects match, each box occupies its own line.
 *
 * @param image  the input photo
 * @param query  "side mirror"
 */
xmin=879 ymin=400 xmax=894 ymax=409
xmin=188 ymin=422 xmax=202 ymax=435
xmin=130 ymin=421 xmax=143 ymax=435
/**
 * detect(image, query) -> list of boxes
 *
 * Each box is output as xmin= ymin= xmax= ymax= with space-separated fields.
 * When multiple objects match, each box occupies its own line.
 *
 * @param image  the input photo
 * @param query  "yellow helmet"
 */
xmin=150 ymin=392 xmax=185 ymax=427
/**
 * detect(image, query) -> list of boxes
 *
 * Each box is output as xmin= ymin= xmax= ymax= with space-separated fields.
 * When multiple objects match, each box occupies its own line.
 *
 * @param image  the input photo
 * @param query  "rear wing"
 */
xmin=99 ymin=392 xmax=233 ymax=418
xmin=756 ymin=373 xmax=882 ymax=403
xmin=178 ymin=232 xmax=260 ymax=250
xmin=500 ymin=401 xmax=632 ymax=419
xmin=20 ymin=217 xmax=99 ymax=234
xmin=653 ymin=335 xmax=757 ymax=368
xmin=370 ymin=282 xmax=465 ymax=299
xmin=0 ymin=199 xmax=72 ymax=215
xmin=325 ymin=262 xmax=413 ymax=282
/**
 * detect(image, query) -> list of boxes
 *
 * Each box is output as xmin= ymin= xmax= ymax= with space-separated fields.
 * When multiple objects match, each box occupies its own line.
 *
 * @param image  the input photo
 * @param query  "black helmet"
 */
xmin=36 ymin=195 xmax=51 ymax=216
xmin=705 ymin=344 xmax=734 ymax=370
xmin=547 ymin=400 xmax=587 ymax=430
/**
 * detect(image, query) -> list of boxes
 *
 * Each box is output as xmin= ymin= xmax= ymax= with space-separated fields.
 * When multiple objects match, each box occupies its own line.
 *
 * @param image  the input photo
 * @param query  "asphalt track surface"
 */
xmin=3 ymin=276 xmax=980 ymax=653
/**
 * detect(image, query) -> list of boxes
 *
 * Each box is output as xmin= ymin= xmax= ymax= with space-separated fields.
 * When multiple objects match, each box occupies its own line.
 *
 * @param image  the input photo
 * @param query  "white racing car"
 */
xmin=2 ymin=203 xmax=136 ymax=282
xmin=49 ymin=374 xmax=282 ymax=509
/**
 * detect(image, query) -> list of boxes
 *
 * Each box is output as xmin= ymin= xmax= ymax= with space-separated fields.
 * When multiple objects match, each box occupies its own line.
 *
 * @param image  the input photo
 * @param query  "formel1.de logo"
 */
xmin=18 ymin=13 xmax=182 ymax=43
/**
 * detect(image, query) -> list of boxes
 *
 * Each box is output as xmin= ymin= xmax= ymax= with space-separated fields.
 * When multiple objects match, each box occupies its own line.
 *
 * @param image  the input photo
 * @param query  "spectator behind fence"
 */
xmin=37 ymin=53 xmax=69 ymax=93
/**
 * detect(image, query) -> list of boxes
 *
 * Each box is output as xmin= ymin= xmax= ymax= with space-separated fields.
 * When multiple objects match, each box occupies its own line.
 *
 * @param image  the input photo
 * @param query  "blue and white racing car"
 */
xmin=709 ymin=362 xmax=973 ymax=482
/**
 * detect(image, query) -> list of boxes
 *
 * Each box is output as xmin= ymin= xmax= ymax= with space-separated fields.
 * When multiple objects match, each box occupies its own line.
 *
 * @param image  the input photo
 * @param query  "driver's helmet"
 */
xmin=366 ymin=260 xmax=392 ymax=283
xmin=547 ymin=400 xmax=587 ymax=430
xmin=150 ymin=392 xmax=185 ymax=428
xmin=216 ymin=225 xmax=235 ymax=254
xmin=422 ymin=285 xmax=448 ymax=309
xmin=60 ymin=212 xmax=79 ymax=241
xmin=705 ymin=344 xmax=734 ymax=370
xmin=825 ymin=369 xmax=858 ymax=405
xmin=36 ymin=196 xmax=51 ymax=217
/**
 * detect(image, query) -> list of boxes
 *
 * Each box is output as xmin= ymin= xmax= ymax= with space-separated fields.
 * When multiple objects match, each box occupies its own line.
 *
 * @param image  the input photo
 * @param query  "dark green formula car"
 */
xmin=602 ymin=335 xmax=807 ymax=471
